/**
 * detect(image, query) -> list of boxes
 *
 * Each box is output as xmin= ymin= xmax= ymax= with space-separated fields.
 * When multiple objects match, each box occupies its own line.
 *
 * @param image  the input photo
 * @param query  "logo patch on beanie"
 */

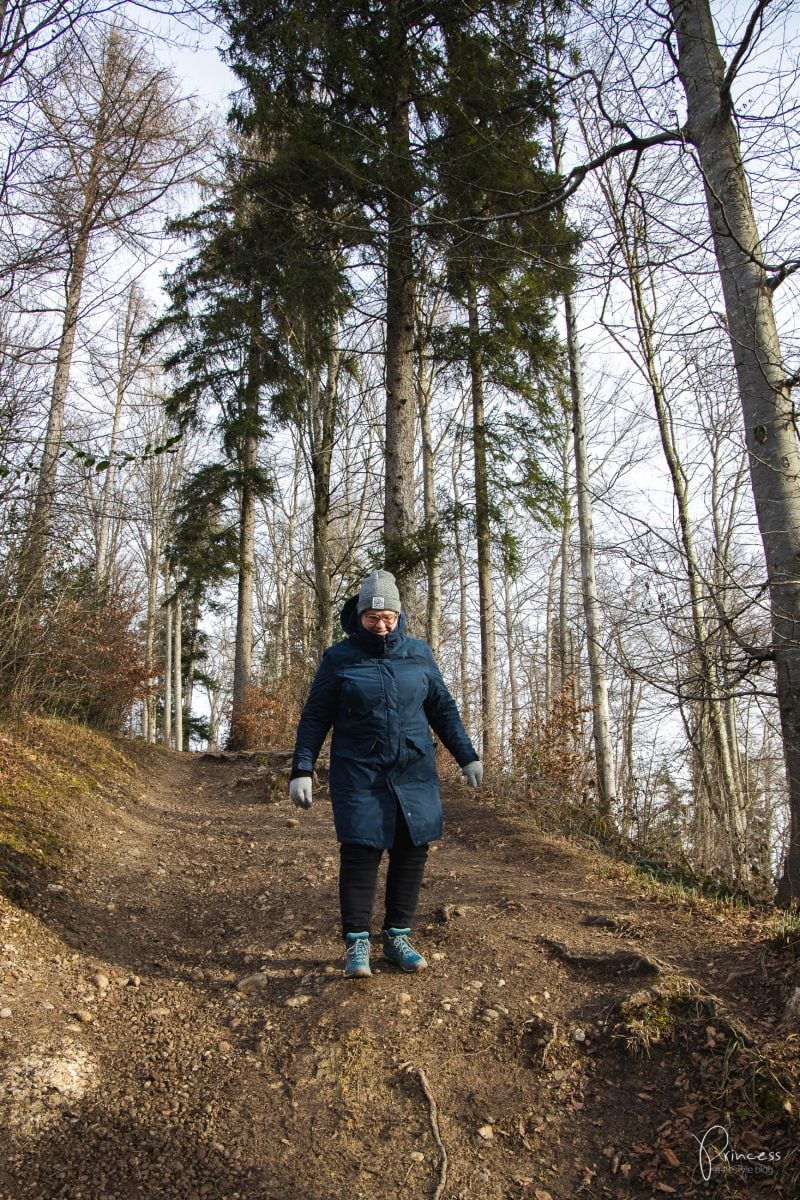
xmin=372 ymin=595 xmax=385 ymax=609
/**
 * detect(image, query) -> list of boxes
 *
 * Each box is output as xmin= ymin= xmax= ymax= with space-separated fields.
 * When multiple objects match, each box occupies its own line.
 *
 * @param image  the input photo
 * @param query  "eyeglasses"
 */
xmin=362 ymin=611 xmax=399 ymax=628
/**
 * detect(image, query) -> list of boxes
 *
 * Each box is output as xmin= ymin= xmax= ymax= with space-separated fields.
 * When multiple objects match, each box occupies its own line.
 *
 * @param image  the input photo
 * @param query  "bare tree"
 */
xmin=17 ymin=21 xmax=206 ymax=597
xmin=667 ymin=0 xmax=800 ymax=899
xmin=92 ymin=282 xmax=153 ymax=582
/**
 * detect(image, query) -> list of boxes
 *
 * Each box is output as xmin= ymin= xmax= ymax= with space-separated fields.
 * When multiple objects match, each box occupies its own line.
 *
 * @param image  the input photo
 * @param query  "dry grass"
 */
xmin=0 ymin=713 xmax=139 ymax=893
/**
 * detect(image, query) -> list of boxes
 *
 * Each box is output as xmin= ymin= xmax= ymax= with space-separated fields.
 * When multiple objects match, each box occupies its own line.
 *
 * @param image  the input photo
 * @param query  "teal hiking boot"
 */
xmin=381 ymin=927 xmax=428 ymax=972
xmin=344 ymin=932 xmax=371 ymax=979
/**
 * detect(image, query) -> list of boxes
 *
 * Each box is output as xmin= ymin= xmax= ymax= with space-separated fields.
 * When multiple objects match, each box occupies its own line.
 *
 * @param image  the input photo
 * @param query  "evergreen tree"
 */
xmin=152 ymin=136 xmax=351 ymax=744
xmin=423 ymin=2 xmax=577 ymax=758
xmin=218 ymin=0 xmax=575 ymax=603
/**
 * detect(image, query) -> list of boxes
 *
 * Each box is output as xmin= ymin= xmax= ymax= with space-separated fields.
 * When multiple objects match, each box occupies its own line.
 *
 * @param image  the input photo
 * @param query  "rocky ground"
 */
xmin=0 ymin=728 xmax=798 ymax=1199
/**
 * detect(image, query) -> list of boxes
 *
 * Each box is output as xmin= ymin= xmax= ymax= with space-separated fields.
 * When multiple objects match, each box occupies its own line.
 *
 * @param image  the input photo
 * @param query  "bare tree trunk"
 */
xmin=384 ymin=14 xmax=417 ymax=596
xmin=173 ymin=592 xmax=183 ymax=752
xmin=594 ymin=142 xmax=750 ymax=881
xmin=565 ymin=292 xmax=616 ymax=823
xmin=143 ymin=529 xmax=160 ymax=744
xmin=545 ymin=550 xmax=559 ymax=714
xmin=669 ymin=0 xmax=800 ymax=899
xmin=283 ymin=441 xmax=302 ymax=672
xmin=618 ymin=666 xmax=641 ymax=842
xmin=163 ymin=587 xmax=172 ymax=749
xmin=417 ymin=348 xmax=441 ymax=657
xmin=229 ymin=289 xmax=262 ymax=750
xmin=452 ymin=458 xmax=471 ymax=731
xmin=308 ymin=335 xmax=338 ymax=658
xmin=184 ymin=589 xmax=201 ymax=727
xmin=21 ymin=34 xmax=112 ymax=594
xmin=21 ymin=215 xmax=94 ymax=594
xmin=558 ymin=435 xmax=572 ymax=691
xmin=633 ymin=256 xmax=749 ymax=882
xmin=96 ymin=283 xmax=140 ymax=581
xmin=643 ymin=253 xmax=746 ymax=871
xmin=503 ymin=564 xmax=521 ymax=759
xmin=230 ymin=471 xmax=256 ymax=749
xmin=467 ymin=277 xmax=497 ymax=761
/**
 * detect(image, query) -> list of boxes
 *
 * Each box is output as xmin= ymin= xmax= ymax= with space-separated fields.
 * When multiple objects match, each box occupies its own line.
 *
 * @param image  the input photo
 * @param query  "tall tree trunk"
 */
xmin=96 ymin=284 xmax=139 ymax=582
xmin=21 ymin=220 xmax=94 ymax=595
xmin=384 ymin=7 xmax=417 ymax=598
xmin=669 ymin=0 xmax=800 ymax=899
xmin=417 ymin=345 xmax=441 ymax=657
xmin=143 ymin=527 xmax=160 ymax=744
xmin=310 ymin=337 xmax=338 ymax=658
xmin=596 ymin=147 xmax=750 ymax=881
xmin=163 ymin=587 xmax=173 ymax=748
xmin=19 ymin=40 xmax=114 ymax=597
xmin=565 ymin=292 xmax=616 ymax=823
xmin=184 ymin=589 xmax=201 ymax=727
xmin=467 ymin=277 xmax=497 ymax=761
xmin=229 ymin=289 xmax=262 ymax=750
xmin=173 ymin=592 xmax=183 ymax=752
xmin=558 ymin=434 xmax=571 ymax=691
xmin=632 ymin=255 xmax=749 ymax=882
xmin=452 ymin=458 xmax=471 ymax=731
xmin=545 ymin=550 xmax=559 ymax=714
xmin=618 ymin=663 xmax=640 ymax=842
xmin=503 ymin=564 xmax=521 ymax=758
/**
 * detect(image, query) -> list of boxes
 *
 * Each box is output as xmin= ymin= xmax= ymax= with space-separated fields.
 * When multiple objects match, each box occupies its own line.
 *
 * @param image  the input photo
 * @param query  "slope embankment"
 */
xmin=0 ymin=717 xmax=797 ymax=1199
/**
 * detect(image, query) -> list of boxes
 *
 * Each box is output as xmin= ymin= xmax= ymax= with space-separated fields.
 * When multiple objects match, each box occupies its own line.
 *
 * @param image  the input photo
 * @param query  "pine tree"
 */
xmin=218 ymin=0 xmax=575 ymax=609
xmin=423 ymin=2 xmax=577 ymax=759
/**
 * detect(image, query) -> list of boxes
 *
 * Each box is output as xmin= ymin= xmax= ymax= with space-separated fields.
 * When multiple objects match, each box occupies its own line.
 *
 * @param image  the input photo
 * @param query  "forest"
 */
xmin=2 ymin=0 xmax=800 ymax=904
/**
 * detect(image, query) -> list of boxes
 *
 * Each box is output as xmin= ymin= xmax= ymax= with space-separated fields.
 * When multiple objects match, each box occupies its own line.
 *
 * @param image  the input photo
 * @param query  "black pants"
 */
xmin=339 ymin=804 xmax=429 ymax=939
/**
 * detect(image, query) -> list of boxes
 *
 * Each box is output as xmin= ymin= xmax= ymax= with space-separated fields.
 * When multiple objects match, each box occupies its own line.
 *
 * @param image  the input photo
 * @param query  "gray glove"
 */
xmin=289 ymin=776 xmax=313 ymax=809
xmin=461 ymin=760 xmax=483 ymax=788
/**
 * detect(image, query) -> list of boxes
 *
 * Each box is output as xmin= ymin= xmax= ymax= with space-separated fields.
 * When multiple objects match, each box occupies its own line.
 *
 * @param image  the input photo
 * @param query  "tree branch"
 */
xmin=720 ymin=0 xmax=773 ymax=104
xmin=423 ymin=129 xmax=686 ymax=227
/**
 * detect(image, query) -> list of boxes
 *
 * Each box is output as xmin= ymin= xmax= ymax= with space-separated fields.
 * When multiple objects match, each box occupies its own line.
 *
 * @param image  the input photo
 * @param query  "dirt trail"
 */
xmin=0 ymin=747 xmax=797 ymax=1199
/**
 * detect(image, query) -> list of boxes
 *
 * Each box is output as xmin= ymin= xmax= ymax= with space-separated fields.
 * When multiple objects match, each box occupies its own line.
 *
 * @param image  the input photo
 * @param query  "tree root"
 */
xmin=399 ymin=1063 xmax=448 ymax=1200
xmin=542 ymin=938 xmax=666 ymax=975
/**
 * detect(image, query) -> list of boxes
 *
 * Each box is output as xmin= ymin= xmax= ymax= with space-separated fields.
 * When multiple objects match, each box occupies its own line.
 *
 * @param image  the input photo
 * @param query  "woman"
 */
xmin=289 ymin=569 xmax=482 ymax=978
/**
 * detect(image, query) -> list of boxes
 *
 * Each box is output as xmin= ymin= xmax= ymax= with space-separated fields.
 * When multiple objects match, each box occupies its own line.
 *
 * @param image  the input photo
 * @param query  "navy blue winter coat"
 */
xmin=291 ymin=597 xmax=479 ymax=848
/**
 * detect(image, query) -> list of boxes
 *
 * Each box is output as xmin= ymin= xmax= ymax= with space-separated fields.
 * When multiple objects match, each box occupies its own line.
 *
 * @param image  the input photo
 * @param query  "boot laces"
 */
xmin=347 ymin=938 xmax=370 ymax=964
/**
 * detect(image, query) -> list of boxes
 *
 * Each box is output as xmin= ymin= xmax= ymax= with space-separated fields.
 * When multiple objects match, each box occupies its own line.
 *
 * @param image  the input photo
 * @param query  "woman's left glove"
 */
xmin=461 ymin=760 xmax=483 ymax=788
xmin=289 ymin=776 xmax=313 ymax=809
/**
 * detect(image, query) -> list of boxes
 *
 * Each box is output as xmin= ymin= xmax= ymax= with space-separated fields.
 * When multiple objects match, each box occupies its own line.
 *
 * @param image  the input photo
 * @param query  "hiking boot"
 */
xmin=344 ymin=932 xmax=371 ymax=979
xmin=381 ymin=927 xmax=428 ymax=972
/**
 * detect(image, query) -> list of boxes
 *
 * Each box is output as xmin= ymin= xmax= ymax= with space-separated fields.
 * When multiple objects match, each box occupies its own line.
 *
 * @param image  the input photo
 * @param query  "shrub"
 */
xmin=512 ymin=680 xmax=597 ymax=830
xmin=227 ymin=671 xmax=309 ymax=751
xmin=0 ymin=578 xmax=151 ymax=732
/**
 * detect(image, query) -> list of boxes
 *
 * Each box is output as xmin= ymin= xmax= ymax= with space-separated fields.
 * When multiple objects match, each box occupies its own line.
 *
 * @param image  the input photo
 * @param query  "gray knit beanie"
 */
xmin=357 ymin=569 xmax=402 ymax=615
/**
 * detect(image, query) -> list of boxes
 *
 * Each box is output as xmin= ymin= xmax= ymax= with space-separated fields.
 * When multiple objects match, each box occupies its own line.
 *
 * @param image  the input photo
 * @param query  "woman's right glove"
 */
xmin=461 ymin=760 xmax=483 ymax=788
xmin=289 ymin=776 xmax=313 ymax=809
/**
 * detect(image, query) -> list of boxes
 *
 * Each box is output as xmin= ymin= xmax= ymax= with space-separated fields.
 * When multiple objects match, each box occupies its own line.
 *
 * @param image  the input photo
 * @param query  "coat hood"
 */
xmin=340 ymin=594 xmax=407 ymax=655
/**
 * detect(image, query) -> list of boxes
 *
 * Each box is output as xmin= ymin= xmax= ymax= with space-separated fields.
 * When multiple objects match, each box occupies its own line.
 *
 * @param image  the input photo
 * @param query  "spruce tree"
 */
xmin=424 ymin=2 xmax=577 ymax=759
